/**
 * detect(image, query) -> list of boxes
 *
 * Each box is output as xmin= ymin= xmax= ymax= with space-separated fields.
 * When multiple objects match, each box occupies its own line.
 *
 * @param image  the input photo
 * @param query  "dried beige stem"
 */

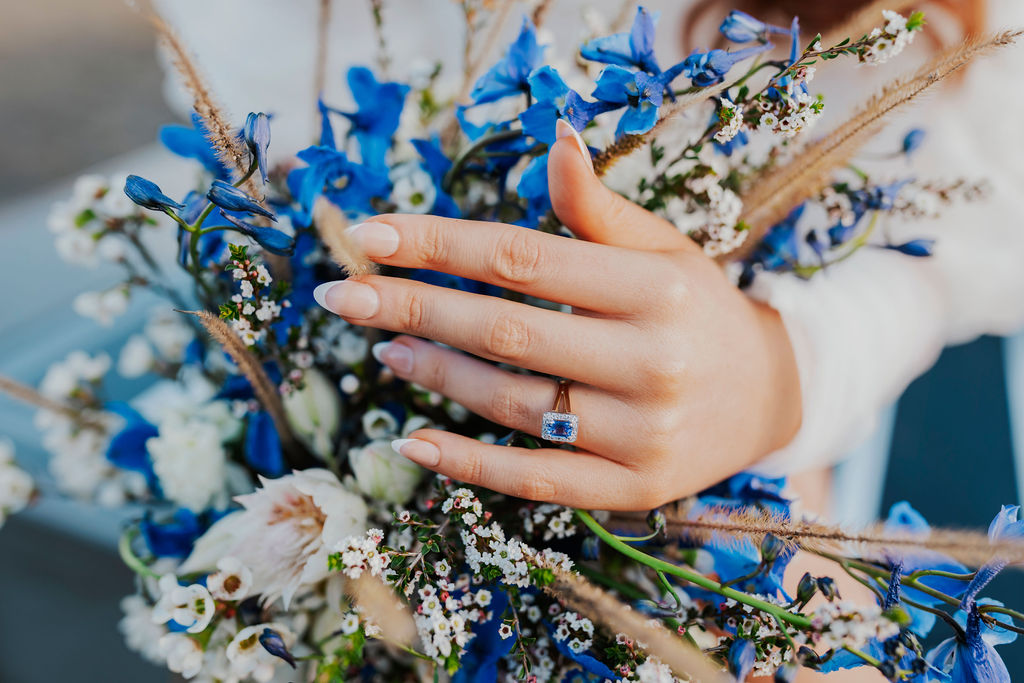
xmin=0 ymin=376 xmax=107 ymax=432
xmin=314 ymin=197 xmax=376 ymax=277
xmin=346 ymin=574 xmax=417 ymax=647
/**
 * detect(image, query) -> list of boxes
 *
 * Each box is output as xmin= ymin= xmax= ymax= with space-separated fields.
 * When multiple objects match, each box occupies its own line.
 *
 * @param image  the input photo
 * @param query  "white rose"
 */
xmin=348 ymin=439 xmax=423 ymax=504
xmin=282 ymin=369 xmax=340 ymax=460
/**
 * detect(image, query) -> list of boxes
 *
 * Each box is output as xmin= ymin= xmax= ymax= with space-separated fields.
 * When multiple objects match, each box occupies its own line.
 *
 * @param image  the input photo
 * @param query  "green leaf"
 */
xmin=906 ymin=10 xmax=926 ymax=31
xmin=74 ymin=208 xmax=97 ymax=227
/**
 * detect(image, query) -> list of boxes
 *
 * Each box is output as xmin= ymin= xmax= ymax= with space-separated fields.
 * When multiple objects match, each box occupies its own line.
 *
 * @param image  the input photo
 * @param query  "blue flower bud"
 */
xmin=207 ymin=179 xmax=276 ymax=221
xmin=728 ymin=639 xmax=756 ymax=680
xmin=243 ymin=112 xmax=272 ymax=183
xmin=886 ymin=238 xmax=934 ymax=257
xmin=774 ymin=663 xmax=799 ymax=682
xmin=258 ymin=628 xmax=296 ymax=668
xmin=759 ymin=533 xmax=786 ymax=564
xmin=817 ymin=576 xmax=840 ymax=601
xmin=719 ymin=10 xmax=787 ymax=43
xmin=796 ymin=571 xmax=817 ymax=605
xmin=218 ymin=211 xmax=295 ymax=256
xmin=682 ymin=43 xmax=773 ymax=88
xmin=902 ymin=128 xmax=926 ymax=155
xmin=124 ymin=175 xmax=184 ymax=212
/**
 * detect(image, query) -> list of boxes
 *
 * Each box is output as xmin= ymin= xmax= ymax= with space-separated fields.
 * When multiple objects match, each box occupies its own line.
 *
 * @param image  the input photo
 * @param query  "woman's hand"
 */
xmin=315 ymin=120 xmax=801 ymax=511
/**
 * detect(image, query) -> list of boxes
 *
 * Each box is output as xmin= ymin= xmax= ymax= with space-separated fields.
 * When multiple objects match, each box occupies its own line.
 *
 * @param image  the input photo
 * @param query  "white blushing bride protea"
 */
xmin=180 ymin=469 xmax=367 ymax=607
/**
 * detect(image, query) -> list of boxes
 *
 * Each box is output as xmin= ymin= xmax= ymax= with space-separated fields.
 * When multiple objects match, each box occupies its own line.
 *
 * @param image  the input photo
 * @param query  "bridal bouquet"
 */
xmin=4 ymin=3 xmax=1023 ymax=681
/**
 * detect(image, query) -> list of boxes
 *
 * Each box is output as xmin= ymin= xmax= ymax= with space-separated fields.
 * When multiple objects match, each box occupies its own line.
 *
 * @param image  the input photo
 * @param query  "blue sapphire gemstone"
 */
xmin=541 ymin=411 xmax=578 ymax=443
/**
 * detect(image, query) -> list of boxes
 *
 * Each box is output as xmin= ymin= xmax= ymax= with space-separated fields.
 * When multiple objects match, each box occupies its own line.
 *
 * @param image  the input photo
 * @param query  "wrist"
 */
xmin=751 ymin=300 xmax=803 ymax=455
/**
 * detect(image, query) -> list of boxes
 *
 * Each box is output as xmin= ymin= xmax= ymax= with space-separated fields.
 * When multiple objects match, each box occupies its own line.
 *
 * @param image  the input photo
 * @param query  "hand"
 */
xmin=315 ymin=120 xmax=801 ymax=510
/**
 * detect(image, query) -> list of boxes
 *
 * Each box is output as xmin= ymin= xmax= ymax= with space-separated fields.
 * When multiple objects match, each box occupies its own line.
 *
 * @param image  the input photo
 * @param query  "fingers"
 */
xmin=547 ymin=125 xmax=694 ymax=252
xmin=374 ymin=336 xmax=638 ymax=456
xmin=317 ymin=276 xmax=637 ymax=391
xmin=343 ymin=213 xmax=655 ymax=316
xmin=393 ymin=430 xmax=650 ymax=510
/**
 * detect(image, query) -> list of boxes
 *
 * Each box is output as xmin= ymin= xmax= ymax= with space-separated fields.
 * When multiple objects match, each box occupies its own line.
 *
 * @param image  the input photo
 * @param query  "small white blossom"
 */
xmin=117 ymin=335 xmax=155 ymax=378
xmin=152 ymin=574 xmax=215 ymax=633
xmin=0 ymin=439 xmax=33 ymax=528
xmin=160 ymin=633 xmax=204 ymax=679
xmin=207 ymin=556 xmax=253 ymax=601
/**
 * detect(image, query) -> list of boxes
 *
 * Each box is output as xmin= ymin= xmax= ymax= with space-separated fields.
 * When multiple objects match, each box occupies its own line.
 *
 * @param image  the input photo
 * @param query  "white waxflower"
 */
xmin=226 ymin=623 xmax=295 ymax=682
xmin=348 ymin=439 xmax=424 ymax=504
xmin=99 ymin=175 xmax=139 ymax=218
xmin=207 ymin=556 xmax=253 ymax=601
xmin=147 ymin=417 xmax=227 ymax=511
xmin=181 ymin=469 xmax=368 ymax=608
xmin=389 ymin=162 xmax=437 ymax=214
xmin=39 ymin=350 xmax=110 ymax=398
xmin=361 ymin=408 xmax=398 ymax=439
xmin=145 ymin=312 xmax=195 ymax=362
xmin=152 ymin=574 xmax=215 ymax=633
xmin=282 ymin=368 xmax=340 ymax=460
xmin=159 ymin=633 xmax=204 ymax=679
xmin=0 ymin=439 xmax=33 ymax=527
xmin=70 ymin=174 xmax=107 ymax=211
xmin=72 ymin=287 xmax=130 ymax=326
xmin=118 ymin=595 xmax=168 ymax=665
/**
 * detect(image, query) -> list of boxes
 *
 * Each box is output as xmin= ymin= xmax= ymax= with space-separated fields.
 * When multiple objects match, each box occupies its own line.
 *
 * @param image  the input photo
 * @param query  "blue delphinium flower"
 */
xmin=959 ymin=505 xmax=1024 ymax=610
xmin=516 ymin=152 xmax=551 ymax=227
xmin=902 ymin=128 xmax=926 ymax=155
xmin=470 ymin=17 xmax=544 ymax=104
xmin=288 ymin=146 xmax=390 ymax=223
xmin=105 ymin=402 xmax=159 ymax=491
xmin=592 ymin=65 xmax=685 ymax=137
xmin=207 ymin=180 xmax=276 ymax=220
xmin=124 ymin=175 xmax=185 ymax=212
xmin=927 ymin=602 xmax=1013 ymax=682
xmin=681 ymin=43 xmax=773 ymax=87
xmin=886 ymin=239 xmax=935 ymax=257
xmin=159 ymin=113 xmax=232 ymax=180
xmin=519 ymin=66 xmax=617 ymax=143
xmin=410 ymin=137 xmax=460 ymax=218
xmin=329 ymin=66 xmax=409 ymax=170
xmin=244 ymin=410 xmax=285 ymax=476
xmin=140 ymin=509 xmax=203 ymax=558
xmin=218 ymin=211 xmax=295 ymax=256
xmin=580 ymin=6 xmax=662 ymax=75
xmin=452 ymin=590 xmax=513 ymax=683
xmin=728 ymin=639 xmax=756 ymax=680
xmin=243 ymin=112 xmax=271 ymax=183
xmin=719 ymin=10 xmax=790 ymax=43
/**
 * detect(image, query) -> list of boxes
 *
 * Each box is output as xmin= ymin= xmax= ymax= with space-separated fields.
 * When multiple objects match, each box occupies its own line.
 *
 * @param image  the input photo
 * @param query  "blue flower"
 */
xmin=960 ymin=505 xmax=1024 ymax=610
xmin=516 ymin=152 xmax=551 ymax=227
xmin=124 ymin=175 xmax=185 ymax=212
xmin=470 ymin=17 xmax=544 ymax=104
xmin=140 ymin=508 xmax=230 ymax=558
xmin=159 ymin=113 xmax=232 ymax=180
xmin=245 ymin=410 xmax=285 ymax=476
xmin=452 ymin=589 xmax=513 ymax=683
xmin=105 ymin=402 xmax=158 ymax=490
xmin=903 ymin=128 xmax=926 ymax=155
xmin=886 ymin=239 xmax=934 ymax=257
xmin=207 ymin=180 xmax=276 ymax=220
xmin=682 ymin=43 xmax=773 ymax=88
xmin=455 ymin=109 xmax=533 ymax=182
xmin=592 ymin=65 xmax=681 ymax=137
xmin=719 ymin=10 xmax=790 ymax=43
xmin=927 ymin=602 xmax=1012 ymax=682
xmin=259 ymin=628 xmax=296 ymax=668
xmin=580 ymin=6 xmax=662 ymax=75
xmin=330 ymin=67 xmax=409 ymax=170
xmin=217 ymin=211 xmax=295 ymax=256
xmin=410 ymin=137 xmax=460 ymax=218
xmin=728 ymin=639 xmax=756 ymax=680
xmin=288 ymin=146 xmax=390 ymax=223
xmin=317 ymin=98 xmax=336 ymax=149
xmin=519 ymin=66 xmax=617 ymax=143
xmin=243 ymin=112 xmax=271 ymax=183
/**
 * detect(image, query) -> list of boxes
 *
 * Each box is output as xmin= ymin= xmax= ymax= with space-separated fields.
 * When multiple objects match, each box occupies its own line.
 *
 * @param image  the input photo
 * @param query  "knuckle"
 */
xmin=413 ymin=219 xmax=449 ymax=267
xmin=638 ymin=354 xmax=688 ymax=397
xmin=659 ymin=267 xmax=691 ymax=312
xmin=398 ymin=289 xmax=429 ymax=333
xmin=491 ymin=229 xmax=545 ymax=286
xmin=422 ymin=351 xmax=448 ymax=394
xmin=459 ymin=447 xmax=486 ymax=485
xmin=516 ymin=473 xmax=556 ymax=502
xmin=489 ymin=383 xmax=532 ymax=427
xmin=481 ymin=313 xmax=532 ymax=361
xmin=643 ymin=407 xmax=682 ymax=445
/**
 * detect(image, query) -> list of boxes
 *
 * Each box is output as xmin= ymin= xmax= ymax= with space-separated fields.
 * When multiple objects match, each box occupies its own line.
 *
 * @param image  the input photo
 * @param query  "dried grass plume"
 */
xmin=314 ymin=197 xmax=376 ymax=277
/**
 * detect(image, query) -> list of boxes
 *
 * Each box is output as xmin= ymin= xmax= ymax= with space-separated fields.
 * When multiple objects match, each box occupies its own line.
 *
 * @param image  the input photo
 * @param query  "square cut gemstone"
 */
xmin=541 ymin=411 xmax=578 ymax=443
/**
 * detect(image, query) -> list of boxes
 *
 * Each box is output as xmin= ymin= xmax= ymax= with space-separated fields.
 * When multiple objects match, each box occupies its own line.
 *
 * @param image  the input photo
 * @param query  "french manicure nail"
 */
xmin=345 ymin=221 xmax=400 ymax=258
xmin=372 ymin=341 xmax=414 ymax=374
xmin=312 ymin=280 xmax=379 ymax=319
xmin=555 ymin=118 xmax=593 ymax=172
xmin=392 ymin=438 xmax=440 ymax=467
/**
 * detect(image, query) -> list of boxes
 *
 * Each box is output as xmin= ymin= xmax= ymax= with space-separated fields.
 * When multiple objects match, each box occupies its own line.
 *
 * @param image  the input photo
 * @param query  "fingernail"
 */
xmin=556 ymin=118 xmax=593 ymax=172
xmin=372 ymin=341 xmax=413 ymax=374
xmin=312 ymin=280 xmax=379 ymax=319
xmin=345 ymin=221 xmax=399 ymax=258
xmin=392 ymin=438 xmax=440 ymax=467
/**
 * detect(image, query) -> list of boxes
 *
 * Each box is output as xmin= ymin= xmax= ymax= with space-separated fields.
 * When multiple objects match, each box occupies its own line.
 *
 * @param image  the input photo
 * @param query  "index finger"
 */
xmin=340 ymin=214 xmax=672 ymax=316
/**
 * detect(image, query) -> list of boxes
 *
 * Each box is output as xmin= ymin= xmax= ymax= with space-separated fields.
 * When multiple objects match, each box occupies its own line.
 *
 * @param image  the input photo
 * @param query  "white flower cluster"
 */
xmin=808 ymin=600 xmax=901 ymax=652
xmin=334 ymin=527 xmax=390 ymax=579
xmin=713 ymin=100 xmax=745 ymax=144
xmin=390 ymin=161 xmax=438 ymax=214
xmin=147 ymin=414 xmax=229 ymax=511
xmin=47 ymin=173 xmax=146 ymax=268
xmin=229 ymin=261 xmax=283 ymax=346
xmin=892 ymin=179 xmax=990 ymax=220
xmin=755 ymin=87 xmax=824 ymax=140
xmin=116 ymin=310 xmax=198 ymax=378
xmin=684 ymin=173 xmax=746 ymax=257
xmin=412 ymin=583 xmax=489 ymax=662
xmin=551 ymin=610 xmax=595 ymax=655
xmin=0 ymin=439 xmax=33 ymax=528
xmin=521 ymin=503 xmax=577 ymax=542
xmin=860 ymin=11 xmax=918 ymax=66
xmin=73 ymin=286 xmax=131 ymax=326
xmin=634 ymin=656 xmax=683 ymax=683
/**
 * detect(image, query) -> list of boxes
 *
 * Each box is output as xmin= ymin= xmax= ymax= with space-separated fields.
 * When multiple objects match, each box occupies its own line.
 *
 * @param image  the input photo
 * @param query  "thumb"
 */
xmin=548 ymin=119 xmax=691 ymax=251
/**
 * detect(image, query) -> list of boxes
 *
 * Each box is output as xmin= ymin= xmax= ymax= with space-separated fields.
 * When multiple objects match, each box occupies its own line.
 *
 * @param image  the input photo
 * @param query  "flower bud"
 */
xmin=124 ymin=175 xmax=184 ymax=212
xmin=817 ymin=576 xmax=840 ymax=601
xmin=207 ymin=179 xmax=276 ymax=220
xmin=759 ymin=533 xmax=786 ymax=564
xmin=218 ymin=211 xmax=295 ymax=256
xmin=796 ymin=572 xmax=817 ymax=606
xmin=282 ymin=369 xmax=340 ymax=460
xmin=348 ymin=439 xmax=423 ymax=504
xmin=258 ymin=628 xmax=296 ymax=668
xmin=243 ymin=112 xmax=271 ymax=183
xmin=902 ymin=128 xmax=926 ymax=155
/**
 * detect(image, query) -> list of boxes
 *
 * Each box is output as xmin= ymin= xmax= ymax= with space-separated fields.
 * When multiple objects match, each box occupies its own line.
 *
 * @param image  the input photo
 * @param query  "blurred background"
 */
xmin=0 ymin=0 xmax=1021 ymax=680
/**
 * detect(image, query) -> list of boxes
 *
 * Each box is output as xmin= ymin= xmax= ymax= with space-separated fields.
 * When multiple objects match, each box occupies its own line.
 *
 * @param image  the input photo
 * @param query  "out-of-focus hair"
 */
xmin=682 ymin=0 xmax=987 ymax=51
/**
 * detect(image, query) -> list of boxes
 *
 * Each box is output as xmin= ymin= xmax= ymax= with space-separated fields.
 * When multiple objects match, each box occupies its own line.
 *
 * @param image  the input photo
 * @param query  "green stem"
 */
xmin=906 ymin=569 xmax=976 ymax=582
xmin=576 ymin=510 xmax=812 ymax=628
xmin=442 ymin=128 xmax=525 ymax=192
xmin=842 ymin=645 xmax=882 ymax=668
xmin=979 ymin=603 xmax=1024 ymax=624
xmin=118 ymin=528 xmax=160 ymax=579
